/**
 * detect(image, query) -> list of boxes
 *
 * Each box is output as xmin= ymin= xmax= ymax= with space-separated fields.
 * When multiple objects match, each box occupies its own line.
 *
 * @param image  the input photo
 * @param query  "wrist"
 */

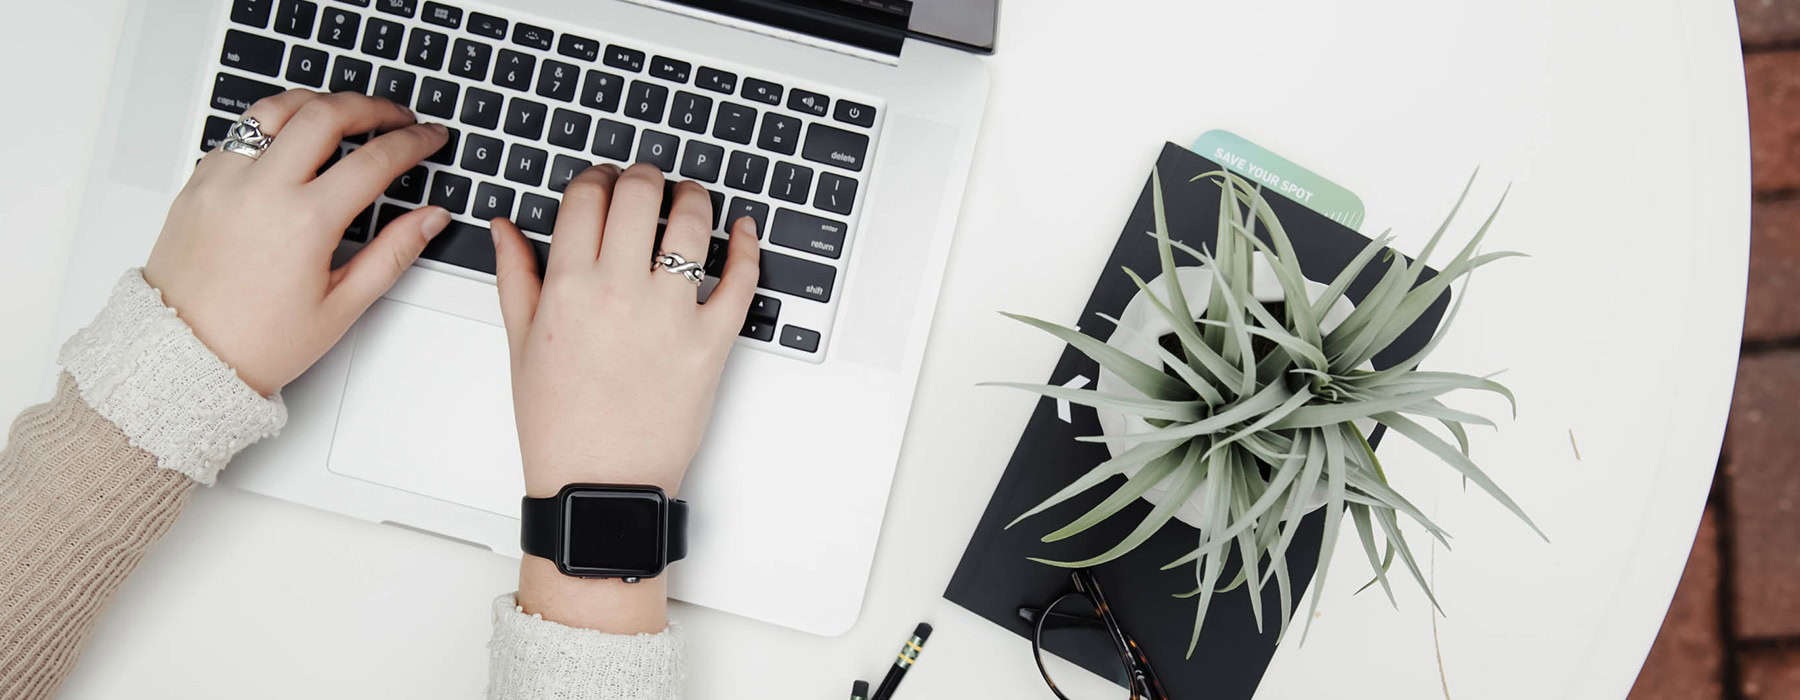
xmin=517 ymin=556 xmax=669 ymax=634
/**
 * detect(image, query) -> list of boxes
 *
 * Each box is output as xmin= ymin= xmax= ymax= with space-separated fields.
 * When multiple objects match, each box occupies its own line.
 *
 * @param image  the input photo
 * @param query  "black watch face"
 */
xmin=562 ymin=490 xmax=666 ymax=576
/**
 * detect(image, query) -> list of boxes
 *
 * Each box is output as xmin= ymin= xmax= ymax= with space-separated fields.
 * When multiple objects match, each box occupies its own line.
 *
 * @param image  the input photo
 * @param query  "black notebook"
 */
xmin=944 ymin=142 xmax=1450 ymax=699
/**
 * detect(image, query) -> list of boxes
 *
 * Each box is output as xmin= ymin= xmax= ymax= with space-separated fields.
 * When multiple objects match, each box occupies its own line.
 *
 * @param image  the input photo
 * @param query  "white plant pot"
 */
xmin=1094 ymin=253 xmax=1358 ymax=529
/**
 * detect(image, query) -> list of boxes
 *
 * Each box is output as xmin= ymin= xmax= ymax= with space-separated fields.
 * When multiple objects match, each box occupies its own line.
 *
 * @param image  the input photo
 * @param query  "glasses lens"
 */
xmin=1034 ymin=594 xmax=1133 ymax=699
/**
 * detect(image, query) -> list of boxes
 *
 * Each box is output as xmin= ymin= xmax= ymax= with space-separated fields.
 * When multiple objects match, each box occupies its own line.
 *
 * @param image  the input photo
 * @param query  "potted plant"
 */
xmin=994 ymin=169 xmax=1543 ymax=655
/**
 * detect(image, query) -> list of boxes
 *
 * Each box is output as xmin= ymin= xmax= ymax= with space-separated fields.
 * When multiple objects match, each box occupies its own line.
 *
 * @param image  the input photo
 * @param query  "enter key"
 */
xmin=768 ymin=208 xmax=847 ymax=260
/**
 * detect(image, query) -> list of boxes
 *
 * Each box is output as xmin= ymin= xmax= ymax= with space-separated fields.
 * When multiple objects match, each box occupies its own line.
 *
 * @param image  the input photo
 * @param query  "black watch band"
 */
xmin=520 ymin=486 xmax=688 ymax=577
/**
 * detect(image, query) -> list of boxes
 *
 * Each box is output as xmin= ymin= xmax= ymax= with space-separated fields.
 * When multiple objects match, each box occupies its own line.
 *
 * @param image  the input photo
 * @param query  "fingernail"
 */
xmin=420 ymin=208 xmax=451 ymax=239
xmin=741 ymin=219 xmax=758 ymax=238
xmin=490 ymin=226 xmax=500 ymax=247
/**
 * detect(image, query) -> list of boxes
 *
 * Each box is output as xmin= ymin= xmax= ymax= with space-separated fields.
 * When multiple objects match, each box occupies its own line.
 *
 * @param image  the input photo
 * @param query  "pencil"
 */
xmin=871 ymin=623 xmax=932 ymax=700
xmin=850 ymin=680 xmax=870 ymax=700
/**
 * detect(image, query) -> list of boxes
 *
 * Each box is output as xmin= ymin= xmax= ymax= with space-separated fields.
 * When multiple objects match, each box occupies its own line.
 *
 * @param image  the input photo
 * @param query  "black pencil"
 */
xmin=871 ymin=623 xmax=932 ymax=700
xmin=850 ymin=680 xmax=870 ymax=700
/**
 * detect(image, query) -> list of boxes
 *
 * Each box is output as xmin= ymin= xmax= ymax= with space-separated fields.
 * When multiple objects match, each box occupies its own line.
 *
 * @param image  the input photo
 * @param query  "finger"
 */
xmin=595 ymin=163 xmax=666 ymax=278
xmin=325 ymin=206 xmax=453 ymax=323
xmin=310 ymin=122 xmax=449 ymax=218
xmin=258 ymin=92 xmax=418 ymax=180
xmin=197 ymin=88 xmax=317 ymax=174
xmin=703 ymin=216 xmax=762 ymax=332
xmin=491 ymin=218 xmax=543 ymax=360
xmin=546 ymin=164 xmax=619 ymax=276
xmin=656 ymin=180 xmax=714 ymax=296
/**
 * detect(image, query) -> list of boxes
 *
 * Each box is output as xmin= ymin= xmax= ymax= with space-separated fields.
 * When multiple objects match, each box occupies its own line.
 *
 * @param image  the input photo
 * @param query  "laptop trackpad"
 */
xmin=328 ymin=299 xmax=524 ymax=517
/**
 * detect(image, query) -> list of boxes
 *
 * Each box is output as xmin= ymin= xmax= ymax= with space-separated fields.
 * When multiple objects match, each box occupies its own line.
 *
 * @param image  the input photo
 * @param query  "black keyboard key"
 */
xmin=624 ymin=80 xmax=668 ymax=122
xmin=273 ymin=0 xmax=317 ymax=39
xmin=450 ymin=38 xmax=492 ymax=80
xmin=472 ymin=182 xmax=515 ymax=220
xmin=428 ymin=170 xmax=472 ymax=213
xmin=708 ymin=189 xmax=725 ymax=229
xmin=769 ymin=208 xmax=845 ymax=259
xmin=503 ymin=98 xmax=547 ymax=139
xmin=740 ymin=318 xmax=775 ymax=342
xmin=770 ymin=162 xmax=811 ymax=205
xmin=504 ymin=143 xmax=548 ymax=186
xmin=669 ymin=91 xmax=711 ymax=134
xmin=361 ymin=17 xmax=403 ymax=59
xmin=376 ymin=202 xmax=411 ymax=232
xmin=458 ymin=86 xmax=503 ymax=128
xmin=779 ymin=326 xmax=821 ymax=353
xmin=317 ymin=6 xmax=359 ymax=48
xmin=200 ymin=115 xmax=233 ymax=152
xmin=467 ymin=12 xmax=507 ymax=39
xmin=549 ymin=154 xmax=590 ymax=192
xmin=221 ymin=30 xmax=284 ymax=77
xmin=421 ymin=219 xmax=497 ymax=273
xmin=758 ymin=112 xmax=800 ymax=155
xmin=604 ymin=44 xmax=644 ymax=72
xmin=802 ymin=122 xmax=869 ymax=172
xmin=232 ymin=0 xmax=275 ymax=28
xmin=535 ymin=60 xmax=579 ymax=101
xmin=558 ymin=34 xmax=600 ymax=61
xmin=591 ymin=119 xmax=634 ymax=161
xmin=421 ymin=1 xmax=461 ymax=28
xmin=415 ymin=76 xmax=458 ymax=118
xmin=696 ymin=66 xmax=736 ymax=95
xmin=747 ymin=294 xmax=779 ymax=320
xmin=328 ymin=55 xmax=373 ymax=93
xmin=493 ymin=49 xmax=535 ymax=91
xmin=787 ymin=88 xmax=827 ymax=117
xmin=650 ymin=56 xmax=690 ymax=83
xmin=712 ymin=102 xmax=755 ymax=145
xmin=516 ymin=192 xmax=558 ymax=234
xmin=336 ymin=0 xmax=371 ymax=5
xmin=702 ymin=236 xmax=728 ymax=277
xmin=375 ymin=0 xmax=415 ymax=17
xmin=512 ymin=22 xmax=552 ymax=51
xmin=386 ymin=165 xmax=427 ymax=202
xmin=679 ymin=141 xmax=723 ymax=182
xmin=636 ymin=130 xmax=678 ymax=172
xmin=461 ymin=133 xmax=503 ymax=175
xmin=724 ymin=151 xmax=768 ymax=193
xmin=405 ymin=27 xmax=449 ymax=70
xmin=814 ymin=172 xmax=856 ymax=215
xmin=579 ymin=70 xmax=624 ymax=112
xmin=726 ymin=197 xmax=768 ymax=237
xmin=547 ymin=108 xmax=591 ymax=150
xmin=211 ymin=72 xmax=282 ymax=113
xmin=286 ymin=45 xmax=328 ymax=86
xmin=344 ymin=205 xmax=374 ymax=242
xmin=373 ymin=66 xmax=415 ymax=105
xmin=427 ymin=126 xmax=458 ymax=165
xmin=742 ymin=77 xmax=781 ymax=105
xmin=833 ymin=99 xmax=875 ymax=128
xmin=759 ymin=250 xmax=835 ymax=302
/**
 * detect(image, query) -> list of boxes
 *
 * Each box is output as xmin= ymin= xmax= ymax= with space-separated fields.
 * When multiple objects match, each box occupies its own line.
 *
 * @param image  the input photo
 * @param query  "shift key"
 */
xmin=769 ymin=208 xmax=846 ymax=259
xmin=759 ymin=250 xmax=835 ymax=302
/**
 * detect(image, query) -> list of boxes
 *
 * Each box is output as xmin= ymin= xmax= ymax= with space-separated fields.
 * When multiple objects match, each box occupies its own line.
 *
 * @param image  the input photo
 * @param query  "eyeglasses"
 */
xmin=1017 ymin=569 xmax=1168 ymax=700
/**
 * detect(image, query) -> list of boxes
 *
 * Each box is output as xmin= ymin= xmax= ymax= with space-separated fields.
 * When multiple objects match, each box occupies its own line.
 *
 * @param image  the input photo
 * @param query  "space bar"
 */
xmin=420 ymin=220 xmax=496 ymax=274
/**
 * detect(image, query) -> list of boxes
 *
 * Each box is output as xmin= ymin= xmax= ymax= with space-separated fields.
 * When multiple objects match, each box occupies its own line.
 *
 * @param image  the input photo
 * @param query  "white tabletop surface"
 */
xmin=0 ymin=0 xmax=1750 ymax=698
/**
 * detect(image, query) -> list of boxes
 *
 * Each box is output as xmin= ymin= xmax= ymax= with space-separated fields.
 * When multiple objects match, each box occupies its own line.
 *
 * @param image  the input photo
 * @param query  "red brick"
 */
xmin=1740 ymin=0 xmax=1800 ymax=46
xmin=1749 ymin=52 xmax=1800 ymax=193
xmin=1726 ymin=352 xmax=1800 ymax=638
xmin=1742 ymin=647 xmax=1800 ymax=700
xmin=1627 ymin=508 xmax=1723 ymax=700
xmin=1746 ymin=198 xmax=1800 ymax=341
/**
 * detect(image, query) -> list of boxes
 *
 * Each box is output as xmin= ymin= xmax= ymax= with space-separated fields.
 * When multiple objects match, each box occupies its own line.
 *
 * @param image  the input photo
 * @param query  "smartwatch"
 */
xmin=520 ymin=484 xmax=688 ymax=582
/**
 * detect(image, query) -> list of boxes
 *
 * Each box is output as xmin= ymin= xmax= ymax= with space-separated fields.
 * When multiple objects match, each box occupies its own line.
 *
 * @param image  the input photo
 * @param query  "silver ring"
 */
xmin=218 ymin=116 xmax=274 ymax=160
xmin=652 ymin=251 xmax=706 ymax=285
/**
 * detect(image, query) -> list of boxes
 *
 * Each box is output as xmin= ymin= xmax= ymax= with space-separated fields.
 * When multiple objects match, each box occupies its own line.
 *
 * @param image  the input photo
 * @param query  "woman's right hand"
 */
xmin=491 ymin=163 xmax=760 ymax=633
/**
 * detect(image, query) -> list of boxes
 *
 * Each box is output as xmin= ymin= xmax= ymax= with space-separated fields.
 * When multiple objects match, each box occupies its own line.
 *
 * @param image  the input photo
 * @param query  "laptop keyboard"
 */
xmin=203 ymin=0 xmax=885 ymax=361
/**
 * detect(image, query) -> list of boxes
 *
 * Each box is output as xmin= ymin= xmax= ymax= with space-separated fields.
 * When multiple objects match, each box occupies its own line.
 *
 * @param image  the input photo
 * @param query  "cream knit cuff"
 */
xmin=488 ymin=594 xmax=684 ymax=699
xmin=58 ymin=269 xmax=287 ymax=486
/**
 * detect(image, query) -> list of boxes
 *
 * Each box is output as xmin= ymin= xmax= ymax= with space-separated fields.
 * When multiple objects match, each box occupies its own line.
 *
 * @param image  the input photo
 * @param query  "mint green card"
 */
xmin=1190 ymin=130 xmax=1365 ymax=230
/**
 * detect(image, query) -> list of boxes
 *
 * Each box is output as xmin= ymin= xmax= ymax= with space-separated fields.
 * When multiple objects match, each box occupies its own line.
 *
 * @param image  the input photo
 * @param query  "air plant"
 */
xmin=994 ymin=169 xmax=1542 ymax=656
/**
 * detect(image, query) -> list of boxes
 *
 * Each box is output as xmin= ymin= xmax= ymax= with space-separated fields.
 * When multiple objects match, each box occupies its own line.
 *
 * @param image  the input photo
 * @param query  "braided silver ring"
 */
xmin=219 ymin=116 xmax=274 ymax=160
xmin=652 ymin=250 xmax=705 ymax=285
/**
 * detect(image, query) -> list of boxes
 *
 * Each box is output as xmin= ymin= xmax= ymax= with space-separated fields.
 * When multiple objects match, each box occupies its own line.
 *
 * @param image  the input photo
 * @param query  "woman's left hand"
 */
xmin=144 ymin=89 xmax=452 ymax=396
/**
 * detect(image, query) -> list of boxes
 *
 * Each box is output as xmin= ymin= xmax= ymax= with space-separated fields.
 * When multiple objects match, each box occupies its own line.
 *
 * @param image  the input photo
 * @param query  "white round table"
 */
xmin=0 ymin=1 xmax=1748 ymax=698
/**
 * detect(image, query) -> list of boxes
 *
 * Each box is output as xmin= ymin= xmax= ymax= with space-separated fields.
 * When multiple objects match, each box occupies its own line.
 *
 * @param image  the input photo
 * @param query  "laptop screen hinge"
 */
xmin=641 ymin=0 xmax=912 ymax=60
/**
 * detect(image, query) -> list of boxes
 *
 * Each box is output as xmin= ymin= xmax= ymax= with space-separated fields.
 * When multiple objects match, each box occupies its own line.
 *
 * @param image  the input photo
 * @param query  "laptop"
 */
xmin=53 ymin=0 xmax=993 ymax=636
